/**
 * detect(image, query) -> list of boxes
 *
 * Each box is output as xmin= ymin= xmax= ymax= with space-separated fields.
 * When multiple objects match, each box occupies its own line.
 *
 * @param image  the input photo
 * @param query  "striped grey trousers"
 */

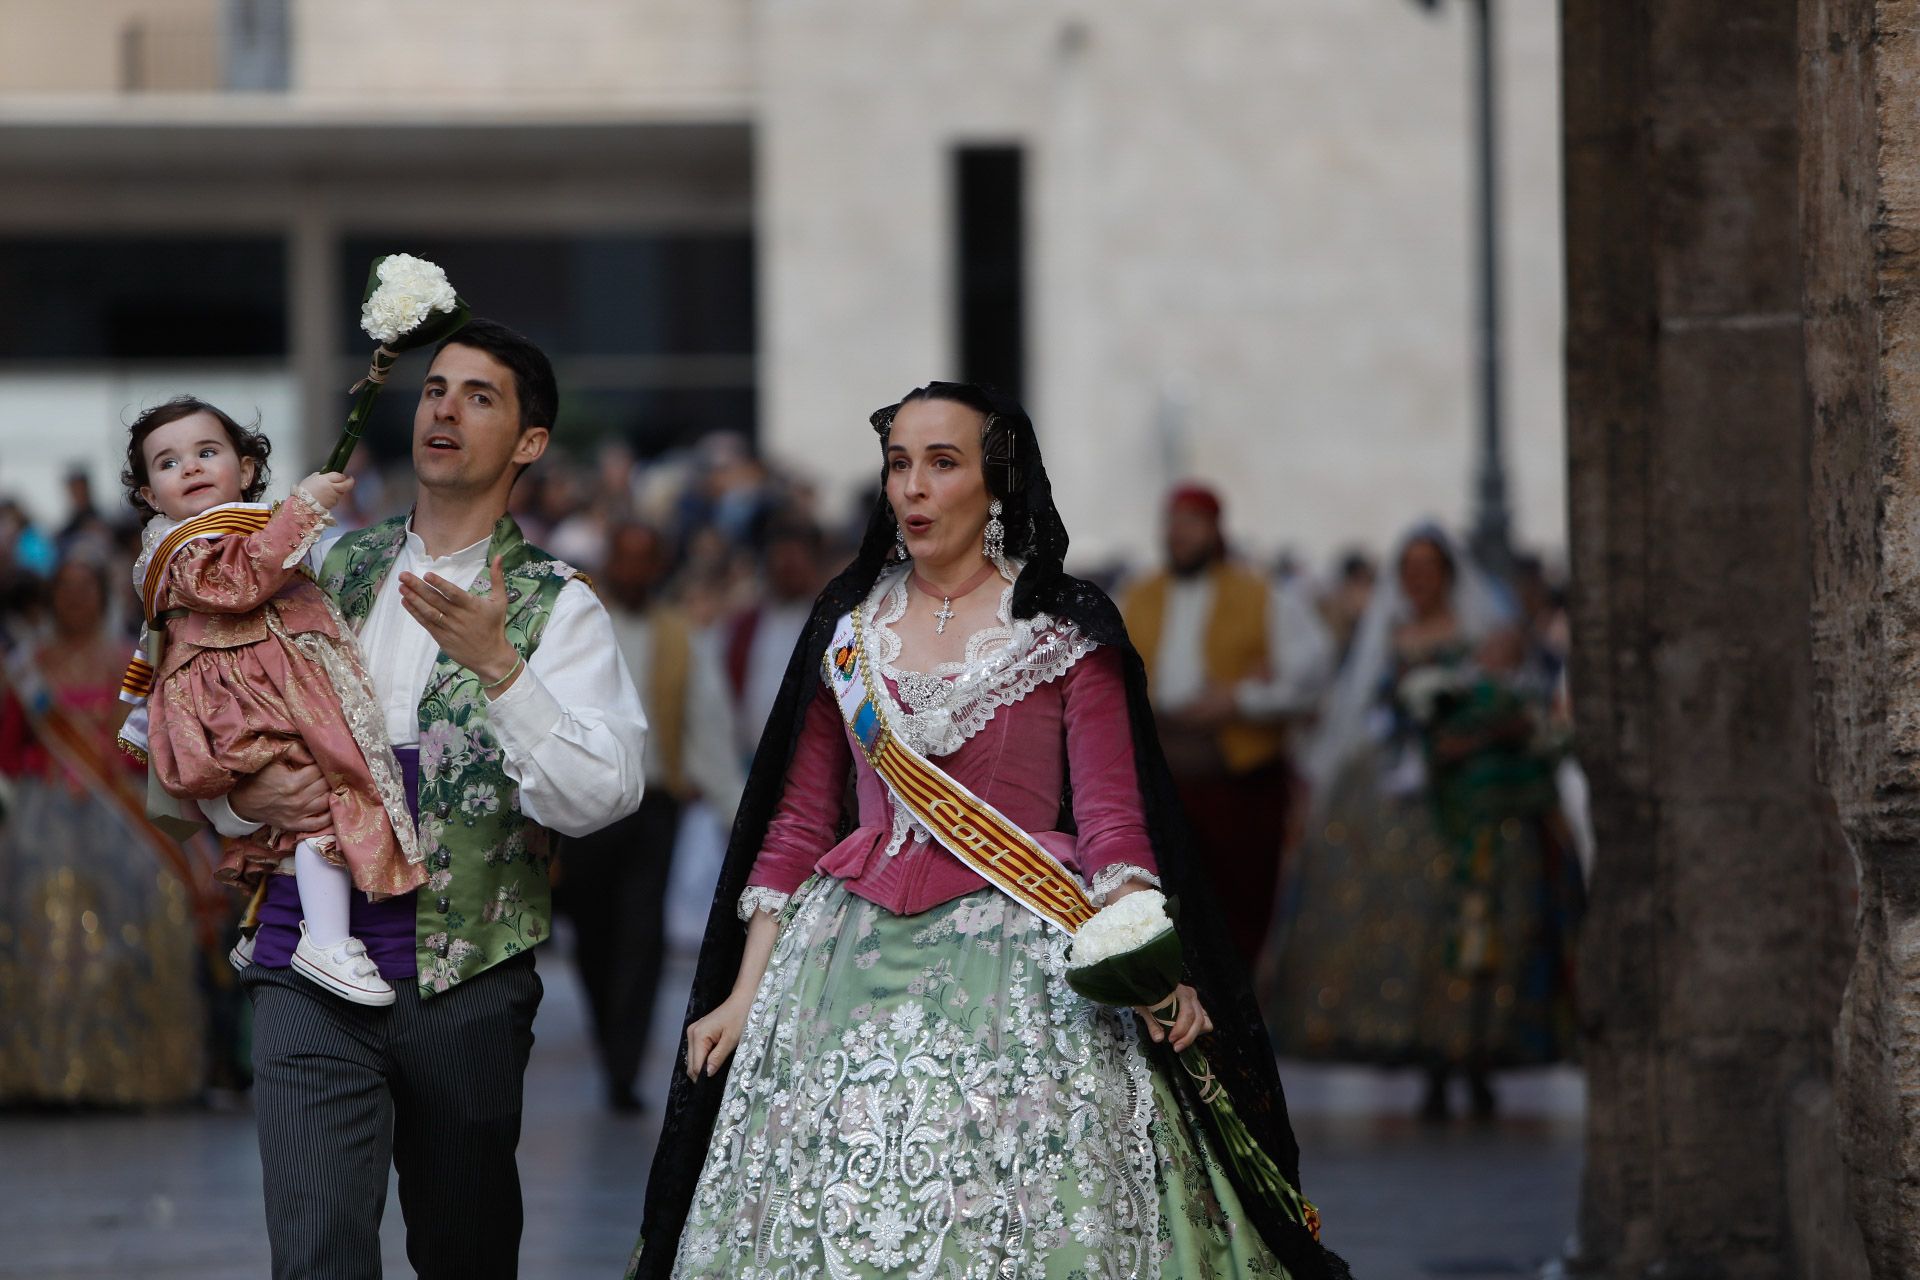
xmin=242 ymin=953 xmax=542 ymax=1280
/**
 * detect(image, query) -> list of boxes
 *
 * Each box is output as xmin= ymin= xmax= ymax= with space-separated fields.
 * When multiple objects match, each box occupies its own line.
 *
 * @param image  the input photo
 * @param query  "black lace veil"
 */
xmin=632 ymin=382 xmax=1350 ymax=1279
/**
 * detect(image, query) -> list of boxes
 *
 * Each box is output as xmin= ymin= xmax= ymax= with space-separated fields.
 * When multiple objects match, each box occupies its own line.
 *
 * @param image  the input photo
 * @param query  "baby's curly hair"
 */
xmin=123 ymin=397 xmax=272 ymax=519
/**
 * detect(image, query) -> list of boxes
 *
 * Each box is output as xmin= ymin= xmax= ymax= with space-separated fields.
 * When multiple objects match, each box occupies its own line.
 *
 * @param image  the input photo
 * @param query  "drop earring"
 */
xmin=983 ymin=499 xmax=1005 ymax=563
xmin=895 ymin=525 xmax=909 ymax=562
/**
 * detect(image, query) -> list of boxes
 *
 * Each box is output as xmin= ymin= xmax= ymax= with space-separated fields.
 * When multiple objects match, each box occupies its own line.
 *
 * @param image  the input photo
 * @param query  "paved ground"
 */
xmin=0 ymin=944 xmax=1582 ymax=1279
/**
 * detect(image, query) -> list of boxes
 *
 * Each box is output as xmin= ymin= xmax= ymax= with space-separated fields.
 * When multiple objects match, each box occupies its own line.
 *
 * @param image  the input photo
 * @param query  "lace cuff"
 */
xmin=283 ymin=487 xmax=337 ymax=569
xmin=1088 ymin=863 xmax=1162 ymax=907
xmin=737 ymin=886 xmax=791 ymax=923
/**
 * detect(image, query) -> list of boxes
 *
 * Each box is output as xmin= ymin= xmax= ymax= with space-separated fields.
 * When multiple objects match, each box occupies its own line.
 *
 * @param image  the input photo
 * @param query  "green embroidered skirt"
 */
xmin=655 ymin=876 xmax=1292 ymax=1280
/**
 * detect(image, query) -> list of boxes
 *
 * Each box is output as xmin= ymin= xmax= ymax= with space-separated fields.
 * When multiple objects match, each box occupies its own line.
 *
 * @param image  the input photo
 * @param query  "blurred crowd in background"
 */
xmin=0 ymin=430 xmax=1578 ymax=1122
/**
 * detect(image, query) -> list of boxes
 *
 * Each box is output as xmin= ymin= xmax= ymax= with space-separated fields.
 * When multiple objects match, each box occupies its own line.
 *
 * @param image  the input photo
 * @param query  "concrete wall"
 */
xmin=292 ymin=0 xmax=753 ymax=112
xmin=0 ymin=0 xmax=1567 ymax=566
xmin=0 ymin=0 xmax=753 ymax=111
xmin=0 ymin=120 xmax=751 ymax=476
xmin=757 ymin=0 xmax=1567 ymax=565
xmin=0 ymin=368 xmax=299 ymax=528
xmin=0 ymin=0 xmax=223 ymax=92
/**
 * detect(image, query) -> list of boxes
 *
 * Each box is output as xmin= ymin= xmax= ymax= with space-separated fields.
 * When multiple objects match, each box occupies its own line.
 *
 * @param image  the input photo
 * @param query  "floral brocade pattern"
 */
xmin=668 ymin=879 xmax=1291 ymax=1280
xmin=322 ymin=514 xmax=575 ymax=996
xmin=279 ymin=606 xmax=418 ymax=868
xmin=1266 ymin=637 xmax=1580 ymax=1069
xmin=143 ymin=496 xmax=423 ymax=899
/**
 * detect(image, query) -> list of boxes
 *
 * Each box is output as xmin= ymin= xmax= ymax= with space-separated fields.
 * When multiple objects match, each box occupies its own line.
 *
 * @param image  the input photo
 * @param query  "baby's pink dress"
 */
xmin=141 ymin=493 xmax=423 ymax=901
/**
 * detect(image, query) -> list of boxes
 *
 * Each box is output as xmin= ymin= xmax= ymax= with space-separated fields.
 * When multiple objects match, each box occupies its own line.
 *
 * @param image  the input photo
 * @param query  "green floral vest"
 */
xmin=321 ymin=514 xmax=577 ymax=997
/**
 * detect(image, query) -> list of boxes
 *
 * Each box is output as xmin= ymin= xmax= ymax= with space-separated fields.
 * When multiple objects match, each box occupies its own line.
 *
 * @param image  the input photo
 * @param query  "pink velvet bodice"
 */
xmin=744 ymin=640 xmax=1158 ymax=917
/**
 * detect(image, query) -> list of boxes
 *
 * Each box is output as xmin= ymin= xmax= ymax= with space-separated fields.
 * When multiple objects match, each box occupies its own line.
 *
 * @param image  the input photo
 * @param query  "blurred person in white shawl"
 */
xmin=1263 ymin=523 xmax=1583 ymax=1121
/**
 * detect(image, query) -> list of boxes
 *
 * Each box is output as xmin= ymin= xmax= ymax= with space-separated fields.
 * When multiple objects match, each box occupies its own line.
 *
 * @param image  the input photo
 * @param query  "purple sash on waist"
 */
xmin=249 ymin=746 xmax=420 ymax=978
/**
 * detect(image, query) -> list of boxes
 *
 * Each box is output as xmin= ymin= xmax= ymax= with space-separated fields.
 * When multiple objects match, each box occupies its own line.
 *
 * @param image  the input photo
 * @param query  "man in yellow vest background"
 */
xmin=557 ymin=519 xmax=744 ymax=1113
xmin=1122 ymin=483 xmax=1333 ymax=963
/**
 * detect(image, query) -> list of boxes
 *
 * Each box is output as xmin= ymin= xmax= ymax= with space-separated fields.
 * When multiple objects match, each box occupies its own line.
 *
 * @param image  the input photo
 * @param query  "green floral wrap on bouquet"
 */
xmin=1066 ymin=889 xmax=1324 ymax=1244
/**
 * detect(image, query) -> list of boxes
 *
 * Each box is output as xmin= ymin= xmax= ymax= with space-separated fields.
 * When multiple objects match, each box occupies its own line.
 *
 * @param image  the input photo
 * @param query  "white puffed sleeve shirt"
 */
xmin=202 ymin=522 xmax=648 ymax=840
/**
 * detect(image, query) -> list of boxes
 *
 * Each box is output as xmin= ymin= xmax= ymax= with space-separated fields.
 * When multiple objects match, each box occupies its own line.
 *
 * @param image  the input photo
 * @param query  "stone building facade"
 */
xmin=0 ymin=0 xmax=1566 ymax=565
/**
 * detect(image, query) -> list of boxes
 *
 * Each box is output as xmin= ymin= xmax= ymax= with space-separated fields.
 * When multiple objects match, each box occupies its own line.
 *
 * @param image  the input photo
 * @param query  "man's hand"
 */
xmin=230 ymin=751 xmax=331 ymax=833
xmin=398 ymin=555 xmax=522 ymax=694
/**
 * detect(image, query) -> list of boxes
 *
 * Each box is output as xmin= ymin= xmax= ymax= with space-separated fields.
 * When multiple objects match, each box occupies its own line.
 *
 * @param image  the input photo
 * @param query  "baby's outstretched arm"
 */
xmin=161 ymin=478 xmax=345 ymax=615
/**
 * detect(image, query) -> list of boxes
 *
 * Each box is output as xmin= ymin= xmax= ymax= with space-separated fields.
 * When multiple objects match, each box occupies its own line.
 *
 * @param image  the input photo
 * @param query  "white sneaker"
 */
xmin=291 ymin=923 xmax=396 ymax=1007
xmin=228 ymin=932 xmax=257 ymax=972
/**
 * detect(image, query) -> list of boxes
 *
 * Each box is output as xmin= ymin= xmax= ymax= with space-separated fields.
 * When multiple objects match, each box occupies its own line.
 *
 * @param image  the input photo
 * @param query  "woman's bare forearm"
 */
xmin=731 ymin=908 xmax=781 ymax=1001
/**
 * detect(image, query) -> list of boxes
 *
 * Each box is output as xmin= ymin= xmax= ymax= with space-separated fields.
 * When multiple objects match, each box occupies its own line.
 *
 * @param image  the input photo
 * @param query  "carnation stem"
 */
xmin=1173 ymin=1042 xmax=1320 ymax=1237
xmin=323 ymin=347 xmax=398 ymax=473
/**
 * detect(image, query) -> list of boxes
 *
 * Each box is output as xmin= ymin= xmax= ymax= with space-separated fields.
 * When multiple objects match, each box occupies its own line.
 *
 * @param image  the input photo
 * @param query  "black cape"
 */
xmin=632 ymin=382 xmax=1351 ymax=1279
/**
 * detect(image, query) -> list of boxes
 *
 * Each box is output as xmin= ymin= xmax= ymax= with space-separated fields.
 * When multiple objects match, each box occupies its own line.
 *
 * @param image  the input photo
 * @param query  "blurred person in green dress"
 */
xmin=1265 ymin=525 xmax=1579 ymax=1120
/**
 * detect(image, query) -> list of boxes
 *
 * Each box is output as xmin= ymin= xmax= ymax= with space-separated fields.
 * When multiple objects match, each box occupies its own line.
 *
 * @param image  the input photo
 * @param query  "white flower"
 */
xmin=887 ymin=1002 xmax=926 ymax=1040
xmin=1070 ymin=1204 xmax=1111 ymax=1248
xmin=1067 ymin=889 xmax=1174 ymax=968
xmin=460 ymin=781 xmax=499 ymax=816
xmin=1398 ymin=664 xmax=1468 ymax=723
xmin=360 ymin=253 xmax=458 ymax=344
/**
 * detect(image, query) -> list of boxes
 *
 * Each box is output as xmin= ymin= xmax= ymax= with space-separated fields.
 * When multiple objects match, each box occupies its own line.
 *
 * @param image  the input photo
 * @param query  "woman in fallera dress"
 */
xmin=1264 ymin=526 xmax=1581 ymax=1121
xmin=629 ymin=383 xmax=1348 ymax=1280
xmin=0 ymin=558 xmax=206 ymax=1106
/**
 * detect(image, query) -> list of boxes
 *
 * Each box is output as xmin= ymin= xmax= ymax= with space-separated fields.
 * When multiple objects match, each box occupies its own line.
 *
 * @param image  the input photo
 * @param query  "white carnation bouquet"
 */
xmin=323 ymin=253 xmax=472 ymax=471
xmin=1397 ymin=663 xmax=1470 ymax=726
xmin=1066 ymin=888 xmax=1182 ymax=985
xmin=1066 ymin=887 xmax=1323 ymax=1242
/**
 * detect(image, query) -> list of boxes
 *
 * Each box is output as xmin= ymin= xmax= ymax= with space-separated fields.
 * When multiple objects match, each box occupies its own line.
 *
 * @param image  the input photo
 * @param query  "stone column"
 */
xmin=1564 ymin=0 xmax=1859 ymax=1274
xmin=1803 ymin=2 xmax=1920 ymax=1274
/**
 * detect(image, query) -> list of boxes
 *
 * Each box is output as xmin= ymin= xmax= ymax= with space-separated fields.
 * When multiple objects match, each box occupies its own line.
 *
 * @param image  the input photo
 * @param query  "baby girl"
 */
xmin=119 ymin=396 xmax=422 ymax=1005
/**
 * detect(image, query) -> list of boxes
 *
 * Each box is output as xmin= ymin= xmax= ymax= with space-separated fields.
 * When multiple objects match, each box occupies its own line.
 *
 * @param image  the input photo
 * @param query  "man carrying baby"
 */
xmin=204 ymin=318 xmax=649 ymax=1279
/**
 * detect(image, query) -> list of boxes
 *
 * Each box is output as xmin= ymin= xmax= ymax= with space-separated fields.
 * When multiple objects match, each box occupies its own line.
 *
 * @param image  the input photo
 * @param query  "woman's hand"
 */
xmin=685 ymin=991 xmax=754 ymax=1081
xmin=1100 ymin=881 xmax=1211 ymax=1049
xmin=1136 ymin=983 xmax=1214 ymax=1053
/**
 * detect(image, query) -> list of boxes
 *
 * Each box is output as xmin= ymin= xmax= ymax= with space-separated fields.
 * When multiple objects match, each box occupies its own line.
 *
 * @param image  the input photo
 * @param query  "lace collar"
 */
xmin=849 ymin=561 xmax=1097 ymax=859
xmin=869 ymin=559 xmax=1017 ymax=673
xmin=867 ymin=561 xmax=1074 ymax=744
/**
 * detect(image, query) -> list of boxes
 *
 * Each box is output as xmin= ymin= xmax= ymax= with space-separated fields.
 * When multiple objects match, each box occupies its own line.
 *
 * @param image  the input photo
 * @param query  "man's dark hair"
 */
xmin=435 ymin=318 xmax=559 ymax=433
xmin=122 ymin=396 xmax=272 ymax=518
